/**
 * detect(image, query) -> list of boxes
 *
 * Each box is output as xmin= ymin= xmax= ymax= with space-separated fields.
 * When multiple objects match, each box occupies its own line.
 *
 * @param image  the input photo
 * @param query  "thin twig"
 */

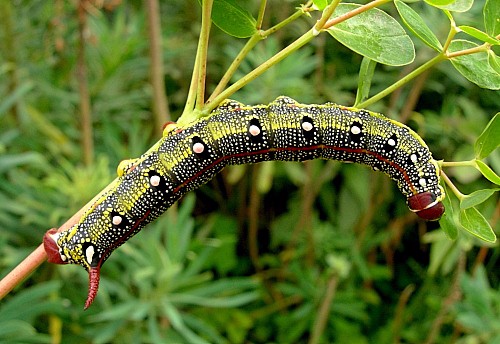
xmin=424 ymin=252 xmax=465 ymax=344
xmin=77 ymin=0 xmax=94 ymax=166
xmin=308 ymin=275 xmax=339 ymax=344
xmin=393 ymin=285 xmax=416 ymax=344
xmin=146 ymin=0 xmax=170 ymax=135
xmin=0 ymin=177 xmax=119 ymax=300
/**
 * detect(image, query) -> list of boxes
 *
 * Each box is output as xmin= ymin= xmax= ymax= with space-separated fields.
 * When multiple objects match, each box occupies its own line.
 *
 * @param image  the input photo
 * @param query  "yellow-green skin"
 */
xmin=44 ymin=96 xmax=444 ymax=308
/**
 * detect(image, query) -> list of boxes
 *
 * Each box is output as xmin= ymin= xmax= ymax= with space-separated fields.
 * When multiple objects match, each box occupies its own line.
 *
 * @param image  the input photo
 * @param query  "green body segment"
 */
xmin=44 ymin=96 xmax=445 ymax=308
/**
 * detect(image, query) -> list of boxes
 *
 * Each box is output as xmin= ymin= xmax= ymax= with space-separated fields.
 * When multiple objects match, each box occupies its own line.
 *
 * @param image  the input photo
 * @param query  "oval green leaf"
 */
xmin=460 ymin=188 xmax=499 ymax=209
xmin=439 ymin=189 xmax=458 ymax=240
xmin=210 ymin=0 xmax=257 ymax=38
xmin=475 ymin=112 xmax=500 ymax=159
xmin=484 ymin=0 xmax=500 ymax=36
xmin=354 ymin=57 xmax=377 ymax=106
xmin=424 ymin=0 xmax=456 ymax=6
xmin=475 ymin=160 xmax=500 ymax=185
xmin=449 ymin=40 xmax=500 ymax=90
xmin=426 ymin=0 xmax=474 ymax=12
xmin=326 ymin=3 xmax=415 ymax=66
xmin=488 ymin=51 xmax=500 ymax=75
xmin=395 ymin=0 xmax=442 ymax=52
xmin=458 ymin=26 xmax=500 ymax=45
xmin=459 ymin=207 xmax=496 ymax=243
xmin=313 ymin=0 xmax=329 ymax=11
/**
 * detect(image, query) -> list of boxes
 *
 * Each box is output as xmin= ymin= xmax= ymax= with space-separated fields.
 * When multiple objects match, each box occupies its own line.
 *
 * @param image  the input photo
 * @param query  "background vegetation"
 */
xmin=0 ymin=0 xmax=498 ymax=343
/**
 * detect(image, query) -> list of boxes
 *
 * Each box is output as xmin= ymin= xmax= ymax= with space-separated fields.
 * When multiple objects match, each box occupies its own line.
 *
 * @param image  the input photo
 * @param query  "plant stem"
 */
xmin=195 ymin=0 xmax=213 ymax=110
xmin=313 ymin=0 xmax=340 ymax=34
xmin=441 ymin=171 xmax=465 ymax=200
xmin=203 ymin=29 xmax=316 ymax=114
xmin=206 ymin=4 xmax=312 ymax=105
xmin=262 ymin=2 xmax=313 ymax=36
xmin=206 ymin=33 xmax=263 ymax=104
xmin=357 ymin=54 xmax=446 ymax=109
xmin=322 ymin=0 xmax=391 ymax=30
xmin=441 ymin=160 xmax=476 ymax=167
xmin=393 ymin=284 xmax=415 ymax=344
xmin=446 ymin=43 xmax=489 ymax=58
xmin=424 ymin=252 xmax=465 ymax=344
xmin=308 ymin=275 xmax=339 ymax=344
xmin=0 ymin=175 xmax=121 ymax=301
xmin=181 ymin=0 xmax=213 ymax=122
xmin=77 ymin=0 xmax=94 ymax=166
xmin=256 ymin=0 xmax=267 ymax=30
xmin=146 ymin=0 xmax=170 ymax=135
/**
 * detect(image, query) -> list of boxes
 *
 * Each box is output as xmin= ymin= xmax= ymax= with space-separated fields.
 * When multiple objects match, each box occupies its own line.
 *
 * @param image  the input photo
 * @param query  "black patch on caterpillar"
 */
xmin=110 ymin=210 xmax=131 ymax=230
xmin=349 ymin=121 xmax=363 ymax=144
xmin=81 ymin=242 xmax=99 ymax=268
xmin=247 ymin=118 xmax=264 ymax=143
xmin=191 ymin=136 xmax=211 ymax=160
xmin=147 ymin=170 xmax=169 ymax=194
xmin=383 ymin=133 xmax=398 ymax=153
xmin=301 ymin=115 xmax=316 ymax=141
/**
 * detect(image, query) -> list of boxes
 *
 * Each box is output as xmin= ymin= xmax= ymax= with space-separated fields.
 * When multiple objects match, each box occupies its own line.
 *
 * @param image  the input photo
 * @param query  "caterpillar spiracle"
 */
xmin=44 ymin=96 xmax=445 ymax=309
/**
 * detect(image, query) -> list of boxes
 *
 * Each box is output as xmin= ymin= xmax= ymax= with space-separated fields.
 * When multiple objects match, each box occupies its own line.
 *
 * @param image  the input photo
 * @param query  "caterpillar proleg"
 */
xmin=43 ymin=97 xmax=445 ymax=309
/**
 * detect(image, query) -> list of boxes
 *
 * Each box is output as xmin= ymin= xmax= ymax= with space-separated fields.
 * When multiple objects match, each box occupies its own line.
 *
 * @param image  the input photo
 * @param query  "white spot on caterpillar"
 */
xmin=112 ymin=215 xmax=122 ymax=226
xmin=388 ymin=138 xmax=396 ymax=146
xmin=86 ymin=245 xmax=95 ymax=265
xmin=193 ymin=142 xmax=205 ymax=154
xmin=350 ymin=125 xmax=361 ymax=135
xmin=410 ymin=154 xmax=418 ymax=163
xmin=302 ymin=121 xmax=313 ymax=132
xmin=60 ymin=252 xmax=67 ymax=261
xmin=419 ymin=178 xmax=427 ymax=187
xmin=249 ymin=125 xmax=261 ymax=136
xmin=150 ymin=175 xmax=161 ymax=187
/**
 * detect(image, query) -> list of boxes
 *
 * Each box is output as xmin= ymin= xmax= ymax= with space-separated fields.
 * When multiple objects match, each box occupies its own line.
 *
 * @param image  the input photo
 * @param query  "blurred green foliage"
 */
xmin=0 ymin=1 xmax=498 ymax=343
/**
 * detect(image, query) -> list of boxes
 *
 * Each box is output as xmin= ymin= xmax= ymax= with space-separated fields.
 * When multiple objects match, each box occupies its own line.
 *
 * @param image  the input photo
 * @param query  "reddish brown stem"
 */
xmin=0 ymin=178 xmax=117 ymax=301
xmin=146 ymin=0 xmax=170 ymax=135
xmin=77 ymin=0 xmax=94 ymax=166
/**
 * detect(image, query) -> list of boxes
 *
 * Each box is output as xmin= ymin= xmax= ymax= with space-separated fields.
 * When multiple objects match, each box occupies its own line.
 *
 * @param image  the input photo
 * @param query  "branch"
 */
xmin=0 ymin=177 xmax=119 ymax=300
xmin=146 ymin=0 xmax=171 ymax=135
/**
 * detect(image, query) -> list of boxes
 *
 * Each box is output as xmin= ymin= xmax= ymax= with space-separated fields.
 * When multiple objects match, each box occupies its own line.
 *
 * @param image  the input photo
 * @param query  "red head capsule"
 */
xmin=407 ymin=192 xmax=445 ymax=221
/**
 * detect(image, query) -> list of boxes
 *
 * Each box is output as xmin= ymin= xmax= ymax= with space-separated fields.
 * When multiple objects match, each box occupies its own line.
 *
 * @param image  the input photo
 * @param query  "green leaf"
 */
xmin=484 ymin=0 xmax=500 ymax=36
xmin=460 ymin=189 xmax=499 ymax=209
xmin=459 ymin=207 xmax=496 ymax=243
xmin=395 ymin=0 xmax=442 ymax=52
xmin=488 ymin=51 xmax=500 ymax=74
xmin=475 ymin=112 xmax=500 ymax=159
xmin=0 ymin=81 xmax=33 ymax=118
xmin=426 ymin=0 xmax=474 ymax=12
xmin=449 ymin=40 xmax=500 ymax=90
xmin=354 ymin=57 xmax=377 ymax=106
xmin=424 ymin=0 xmax=456 ymax=6
xmin=439 ymin=190 xmax=458 ymax=240
xmin=475 ymin=160 xmax=500 ymax=185
xmin=210 ymin=0 xmax=257 ymax=38
xmin=326 ymin=3 xmax=415 ymax=66
xmin=459 ymin=26 xmax=500 ymax=45
xmin=313 ymin=0 xmax=329 ymax=10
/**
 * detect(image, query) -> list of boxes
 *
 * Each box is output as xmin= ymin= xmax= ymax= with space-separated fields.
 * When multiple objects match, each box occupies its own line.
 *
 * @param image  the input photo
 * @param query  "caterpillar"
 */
xmin=43 ymin=96 xmax=445 ymax=309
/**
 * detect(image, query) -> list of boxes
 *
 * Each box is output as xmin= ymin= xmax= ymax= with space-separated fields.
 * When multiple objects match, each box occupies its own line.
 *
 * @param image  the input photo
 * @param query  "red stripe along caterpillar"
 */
xmin=43 ymin=96 xmax=445 ymax=309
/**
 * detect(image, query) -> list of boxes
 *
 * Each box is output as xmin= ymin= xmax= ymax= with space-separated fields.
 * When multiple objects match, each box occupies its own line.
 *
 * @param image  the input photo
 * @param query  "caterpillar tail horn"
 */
xmin=85 ymin=268 xmax=100 ymax=310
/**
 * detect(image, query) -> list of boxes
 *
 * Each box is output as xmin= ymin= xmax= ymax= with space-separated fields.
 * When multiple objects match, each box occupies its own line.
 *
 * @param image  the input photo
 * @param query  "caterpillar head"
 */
xmin=407 ymin=191 xmax=445 ymax=221
xmin=44 ymin=227 xmax=103 ymax=309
